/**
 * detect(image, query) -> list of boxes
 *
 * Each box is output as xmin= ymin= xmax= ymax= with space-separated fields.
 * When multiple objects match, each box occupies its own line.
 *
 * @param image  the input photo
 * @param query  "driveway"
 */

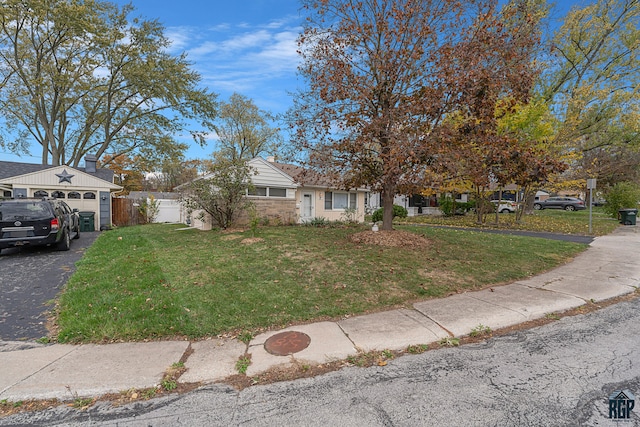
xmin=0 ymin=232 xmax=100 ymax=342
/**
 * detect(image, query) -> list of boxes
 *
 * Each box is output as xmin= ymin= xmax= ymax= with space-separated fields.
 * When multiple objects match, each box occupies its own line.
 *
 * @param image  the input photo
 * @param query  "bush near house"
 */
xmin=371 ymin=204 xmax=408 ymax=222
xmin=438 ymin=196 xmax=475 ymax=216
xmin=603 ymin=182 xmax=640 ymax=218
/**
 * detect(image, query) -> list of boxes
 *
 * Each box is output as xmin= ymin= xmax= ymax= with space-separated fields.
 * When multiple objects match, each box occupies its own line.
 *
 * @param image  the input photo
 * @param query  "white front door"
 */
xmin=301 ymin=192 xmax=314 ymax=221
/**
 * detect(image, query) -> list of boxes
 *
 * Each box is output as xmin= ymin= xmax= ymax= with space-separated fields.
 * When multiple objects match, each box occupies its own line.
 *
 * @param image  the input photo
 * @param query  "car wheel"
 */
xmin=57 ymin=229 xmax=71 ymax=251
xmin=565 ymin=205 xmax=575 ymax=211
xmin=500 ymin=209 xmax=510 ymax=213
xmin=533 ymin=203 xmax=542 ymax=210
xmin=74 ymin=227 xmax=80 ymax=239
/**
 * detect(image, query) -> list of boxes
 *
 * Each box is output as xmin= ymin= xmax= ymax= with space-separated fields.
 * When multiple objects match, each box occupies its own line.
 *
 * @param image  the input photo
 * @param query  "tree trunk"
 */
xmin=381 ymin=186 xmax=395 ymax=231
xmin=495 ymin=188 xmax=503 ymax=224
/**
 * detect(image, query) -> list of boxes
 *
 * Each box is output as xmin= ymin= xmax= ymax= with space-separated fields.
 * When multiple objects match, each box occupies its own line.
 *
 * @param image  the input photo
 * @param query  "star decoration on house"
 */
xmin=56 ymin=169 xmax=74 ymax=184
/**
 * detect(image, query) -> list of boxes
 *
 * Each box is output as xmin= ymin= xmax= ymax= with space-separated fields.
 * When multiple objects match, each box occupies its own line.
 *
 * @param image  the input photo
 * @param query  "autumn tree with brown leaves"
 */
xmin=101 ymin=154 xmax=145 ymax=195
xmin=444 ymin=0 xmax=553 ymax=224
xmin=293 ymin=0 xmax=547 ymax=230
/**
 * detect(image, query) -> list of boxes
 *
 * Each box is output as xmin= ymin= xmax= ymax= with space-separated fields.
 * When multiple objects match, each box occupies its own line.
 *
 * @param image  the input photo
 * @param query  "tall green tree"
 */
xmin=213 ymin=93 xmax=282 ymax=162
xmin=541 ymin=0 xmax=640 ymax=183
xmin=0 ymin=0 xmax=217 ymax=167
xmin=444 ymin=0 xmax=547 ymax=225
xmin=494 ymin=100 xmax=568 ymax=221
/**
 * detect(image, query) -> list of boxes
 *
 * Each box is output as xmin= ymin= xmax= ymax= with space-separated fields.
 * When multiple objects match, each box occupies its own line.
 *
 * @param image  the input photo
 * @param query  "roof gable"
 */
xmin=178 ymin=157 xmax=369 ymax=192
xmin=247 ymin=157 xmax=297 ymax=187
xmin=0 ymin=163 xmax=121 ymax=190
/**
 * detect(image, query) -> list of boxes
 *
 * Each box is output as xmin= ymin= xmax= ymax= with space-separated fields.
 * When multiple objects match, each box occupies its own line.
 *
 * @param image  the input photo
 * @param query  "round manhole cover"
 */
xmin=264 ymin=331 xmax=311 ymax=356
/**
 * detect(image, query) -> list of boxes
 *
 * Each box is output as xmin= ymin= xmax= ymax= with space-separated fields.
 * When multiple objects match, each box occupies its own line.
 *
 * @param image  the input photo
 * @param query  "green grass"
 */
xmin=397 ymin=207 xmax=619 ymax=236
xmin=55 ymin=223 xmax=588 ymax=343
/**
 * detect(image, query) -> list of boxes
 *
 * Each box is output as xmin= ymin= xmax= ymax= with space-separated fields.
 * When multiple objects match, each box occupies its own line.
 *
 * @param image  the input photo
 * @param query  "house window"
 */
xmin=248 ymin=187 xmax=287 ymax=197
xmin=334 ymin=193 xmax=348 ymax=209
xmin=52 ymin=191 xmax=65 ymax=198
xmin=83 ymin=192 xmax=96 ymax=199
xmin=68 ymin=192 xmax=81 ymax=199
xmin=324 ymin=191 xmax=357 ymax=210
xmin=408 ymin=194 xmax=427 ymax=207
xmin=268 ymin=187 xmax=287 ymax=197
xmin=248 ymin=187 xmax=267 ymax=196
xmin=34 ymin=190 xmax=48 ymax=197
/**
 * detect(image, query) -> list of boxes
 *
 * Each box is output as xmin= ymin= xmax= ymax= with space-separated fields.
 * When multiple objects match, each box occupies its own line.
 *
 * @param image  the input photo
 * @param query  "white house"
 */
xmin=182 ymin=157 xmax=371 ymax=230
xmin=0 ymin=156 xmax=123 ymax=230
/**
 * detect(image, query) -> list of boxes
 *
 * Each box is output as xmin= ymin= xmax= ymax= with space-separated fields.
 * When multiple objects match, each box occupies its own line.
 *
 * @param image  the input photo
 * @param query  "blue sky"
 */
xmin=2 ymin=0 xmax=582 ymax=165
xmin=123 ymin=0 xmax=307 ymax=161
xmin=137 ymin=0 xmax=305 ymax=113
xmin=2 ymin=0 xmax=306 ymax=164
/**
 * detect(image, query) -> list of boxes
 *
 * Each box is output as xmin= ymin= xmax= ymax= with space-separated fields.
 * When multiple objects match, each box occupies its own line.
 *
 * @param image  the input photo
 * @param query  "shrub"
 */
xmin=604 ymin=182 xmax=640 ymax=218
xmin=371 ymin=205 xmax=408 ymax=222
xmin=340 ymin=207 xmax=359 ymax=223
xmin=179 ymin=160 xmax=254 ymax=229
xmin=439 ymin=196 xmax=475 ymax=216
xmin=307 ymin=217 xmax=330 ymax=227
xmin=138 ymin=195 xmax=160 ymax=224
xmin=438 ymin=195 xmax=455 ymax=216
xmin=457 ymin=200 xmax=476 ymax=214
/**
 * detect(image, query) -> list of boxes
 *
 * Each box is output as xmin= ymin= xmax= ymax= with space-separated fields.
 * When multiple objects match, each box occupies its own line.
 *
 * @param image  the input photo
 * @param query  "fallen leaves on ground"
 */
xmin=348 ymin=230 xmax=430 ymax=248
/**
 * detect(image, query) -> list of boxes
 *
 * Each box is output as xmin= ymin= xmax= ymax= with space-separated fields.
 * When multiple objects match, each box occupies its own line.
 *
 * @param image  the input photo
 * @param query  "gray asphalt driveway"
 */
xmin=0 ymin=232 xmax=100 ymax=342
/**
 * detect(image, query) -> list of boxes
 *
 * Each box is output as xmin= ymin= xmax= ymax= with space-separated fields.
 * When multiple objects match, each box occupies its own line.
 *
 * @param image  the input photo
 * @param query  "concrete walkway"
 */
xmin=1 ymin=226 xmax=638 ymax=402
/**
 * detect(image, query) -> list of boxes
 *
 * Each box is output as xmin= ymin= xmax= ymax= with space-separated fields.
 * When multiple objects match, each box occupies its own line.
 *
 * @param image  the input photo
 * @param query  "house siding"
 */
xmin=296 ymin=189 xmax=366 ymax=222
xmin=181 ymin=157 xmax=369 ymax=229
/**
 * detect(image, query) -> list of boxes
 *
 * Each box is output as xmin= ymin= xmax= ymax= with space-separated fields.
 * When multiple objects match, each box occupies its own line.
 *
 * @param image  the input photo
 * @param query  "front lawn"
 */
xmin=55 ymin=223 xmax=588 ymax=343
xmin=397 ymin=207 xmax=619 ymax=236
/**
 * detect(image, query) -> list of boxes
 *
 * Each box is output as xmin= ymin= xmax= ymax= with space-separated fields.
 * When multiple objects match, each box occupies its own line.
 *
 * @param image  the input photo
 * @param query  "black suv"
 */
xmin=0 ymin=198 xmax=80 ymax=253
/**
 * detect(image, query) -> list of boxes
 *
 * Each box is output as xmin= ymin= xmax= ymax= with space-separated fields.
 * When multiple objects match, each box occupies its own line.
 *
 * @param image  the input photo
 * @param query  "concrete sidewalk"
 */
xmin=1 ymin=226 xmax=638 ymax=402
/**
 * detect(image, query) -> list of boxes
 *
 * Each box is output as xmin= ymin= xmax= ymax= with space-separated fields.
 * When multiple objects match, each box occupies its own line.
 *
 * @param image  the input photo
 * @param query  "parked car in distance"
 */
xmin=0 ymin=197 xmax=80 ymax=253
xmin=491 ymin=200 xmax=519 ymax=213
xmin=533 ymin=197 xmax=586 ymax=211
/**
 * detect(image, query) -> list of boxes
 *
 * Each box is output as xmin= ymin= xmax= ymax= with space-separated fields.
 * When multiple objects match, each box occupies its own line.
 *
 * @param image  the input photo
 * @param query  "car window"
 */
xmin=0 ymin=202 xmax=52 ymax=221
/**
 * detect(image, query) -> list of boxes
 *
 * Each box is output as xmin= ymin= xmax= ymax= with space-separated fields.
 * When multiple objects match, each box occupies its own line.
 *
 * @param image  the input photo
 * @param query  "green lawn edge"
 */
xmin=54 ymin=220 xmax=596 ymax=343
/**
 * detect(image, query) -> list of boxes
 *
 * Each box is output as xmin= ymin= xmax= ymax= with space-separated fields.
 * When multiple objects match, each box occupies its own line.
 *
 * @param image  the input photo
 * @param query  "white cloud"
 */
xmin=159 ymin=17 xmax=303 ymax=115
xmin=164 ymin=26 xmax=199 ymax=53
xmin=188 ymin=30 xmax=272 ymax=57
xmin=252 ymin=31 xmax=300 ymax=66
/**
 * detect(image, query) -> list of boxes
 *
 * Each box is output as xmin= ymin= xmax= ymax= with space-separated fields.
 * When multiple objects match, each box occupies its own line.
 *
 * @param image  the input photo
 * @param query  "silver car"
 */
xmin=533 ymin=197 xmax=586 ymax=211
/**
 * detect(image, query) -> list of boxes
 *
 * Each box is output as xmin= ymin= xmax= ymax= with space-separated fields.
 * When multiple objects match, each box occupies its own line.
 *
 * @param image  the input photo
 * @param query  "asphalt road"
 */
xmin=0 ymin=232 xmax=100 ymax=341
xmin=2 ymin=292 xmax=638 ymax=426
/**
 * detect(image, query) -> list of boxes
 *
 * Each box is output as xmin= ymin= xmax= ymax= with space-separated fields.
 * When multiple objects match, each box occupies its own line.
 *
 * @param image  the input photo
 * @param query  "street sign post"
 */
xmin=587 ymin=179 xmax=597 ymax=234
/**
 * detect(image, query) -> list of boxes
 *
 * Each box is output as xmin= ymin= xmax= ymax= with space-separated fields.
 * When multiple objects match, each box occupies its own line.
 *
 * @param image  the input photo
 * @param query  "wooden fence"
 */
xmin=112 ymin=198 xmax=145 ymax=227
